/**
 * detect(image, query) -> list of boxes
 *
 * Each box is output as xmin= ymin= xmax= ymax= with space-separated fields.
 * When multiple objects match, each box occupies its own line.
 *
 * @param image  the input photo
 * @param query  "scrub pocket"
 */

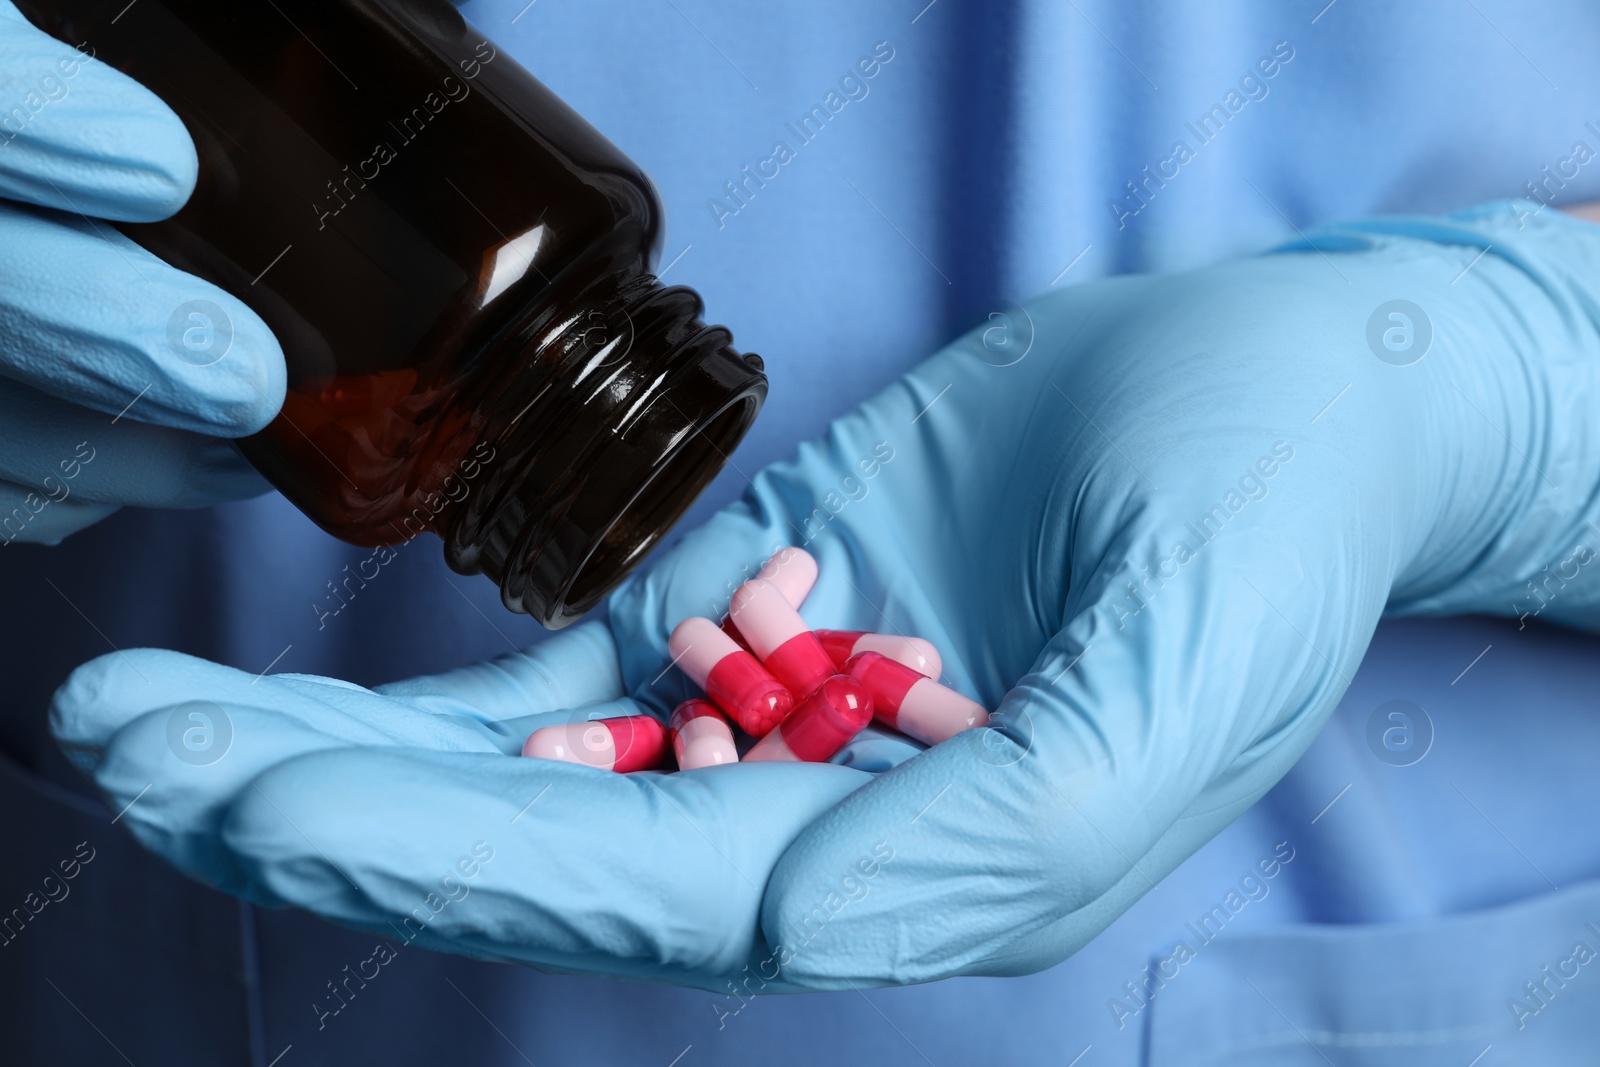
xmin=1147 ymin=878 xmax=1600 ymax=1065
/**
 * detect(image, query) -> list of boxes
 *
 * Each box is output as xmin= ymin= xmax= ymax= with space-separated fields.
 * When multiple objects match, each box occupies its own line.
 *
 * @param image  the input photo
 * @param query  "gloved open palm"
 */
xmin=52 ymin=204 xmax=1600 ymax=990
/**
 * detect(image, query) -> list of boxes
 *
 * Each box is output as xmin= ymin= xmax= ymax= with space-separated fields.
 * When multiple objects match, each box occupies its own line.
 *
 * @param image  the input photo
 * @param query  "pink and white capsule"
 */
xmin=722 ymin=546 xmax=818 ymax=645
xmin=727 ymin=577 xmax=836 ymax=697
xmin=846 ymin=651 xmax=988 ymax=746
xmin=668 ymin=616 xmax=794 ymax=736
xmin=816 ymin=630 xmax=941 ymax=680
xmin=744 ymin=675 xmax=873 ymax=763
xmin=669 ymin=699 xmax=739 ymax=769
xmin=521 ymin=714 xmax=668 ymax=772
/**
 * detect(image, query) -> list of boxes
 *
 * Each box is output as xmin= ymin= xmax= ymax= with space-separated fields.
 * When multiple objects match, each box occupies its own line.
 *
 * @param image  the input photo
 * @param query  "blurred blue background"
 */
xmin=4 ymin=1 xmax=1600 ymax=1063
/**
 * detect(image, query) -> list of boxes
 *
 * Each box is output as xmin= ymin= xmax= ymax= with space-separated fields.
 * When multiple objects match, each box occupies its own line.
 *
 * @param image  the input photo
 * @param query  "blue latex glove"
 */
xmin=0 ymin=2 xmax=283 ymax=543
xmin=51 ymin=202 xmax=1600 ymax=990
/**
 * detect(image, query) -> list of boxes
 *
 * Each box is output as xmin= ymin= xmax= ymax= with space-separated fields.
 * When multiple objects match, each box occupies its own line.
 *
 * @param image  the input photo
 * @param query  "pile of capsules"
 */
xmin=520 ymin=547 xmax=989 ymax=772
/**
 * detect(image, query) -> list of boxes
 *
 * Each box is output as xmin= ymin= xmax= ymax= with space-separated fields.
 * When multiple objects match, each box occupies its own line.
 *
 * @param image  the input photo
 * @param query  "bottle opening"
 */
xmin=559 ymin=394 xmax=759 ymax=619
xmin=445 ymin=283 xmax=768 ymax=628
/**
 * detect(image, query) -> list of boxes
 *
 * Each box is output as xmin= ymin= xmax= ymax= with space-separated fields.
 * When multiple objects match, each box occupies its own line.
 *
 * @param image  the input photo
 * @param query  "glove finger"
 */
xmin=0 ymin=377 xmax=268 ymax=508
xmin=52 ymin=648 xmax=510 ymax=775
xmin=0 ymin=202 xmax=285 ymax=436
xmin=65 ymin=651 xmax=599 ymax=895
xmin=763 ymin=515 xmax=1373 ymax=987
xmin=93 ymin=704 xmax=385 ymax=902
xmin=0 ymin=3 xmax=196 ymax=221
xmin=374 ymin=619 xmax=631 ymax=722
xmin=219 ymin=746 xmax=870 ymax=986
xmin=0 ymin=476 xmax=117 ymax=544
xmin=93 ymin=701 xmax=632 ymax=899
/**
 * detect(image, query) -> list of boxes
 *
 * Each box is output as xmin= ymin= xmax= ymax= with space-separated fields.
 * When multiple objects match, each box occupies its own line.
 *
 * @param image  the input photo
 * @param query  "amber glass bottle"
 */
xmin=18 ymin=0 xmax=766 ymax=626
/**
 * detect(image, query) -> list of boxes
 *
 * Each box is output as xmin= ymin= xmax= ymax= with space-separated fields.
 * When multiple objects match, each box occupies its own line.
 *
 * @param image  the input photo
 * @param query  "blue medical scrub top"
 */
xmin=4 ymin=1 xmax=1600 ymax=1063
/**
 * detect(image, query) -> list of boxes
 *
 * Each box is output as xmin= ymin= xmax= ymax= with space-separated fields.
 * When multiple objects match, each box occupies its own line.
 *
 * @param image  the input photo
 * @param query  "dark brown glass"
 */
xmin=18 ymin=0 xmax=766 ymax=627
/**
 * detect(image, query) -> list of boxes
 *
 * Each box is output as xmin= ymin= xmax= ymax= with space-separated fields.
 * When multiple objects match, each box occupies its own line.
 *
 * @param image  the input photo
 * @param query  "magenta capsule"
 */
xmin=845 ymin=651 xmax=988 ymax=746
xmin=521 ymin=714 xmax=668 ymax=773
xmin=669 ymin=616 xmax=795 ymax=736
xmin=816 ymin=630 xmax=941 ymax=680
xmin=727 ymin=578 xmax=835 ymax=698
xmin=745 ymin=675 xmax=873 ymax=763
xmin=669 ymin=699 xmax=740 ymax=769
xmin=721 ymin=546 xmax=819 ymax=648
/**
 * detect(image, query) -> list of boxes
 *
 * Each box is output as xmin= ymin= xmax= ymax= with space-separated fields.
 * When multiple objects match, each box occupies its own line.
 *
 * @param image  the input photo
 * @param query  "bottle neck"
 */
xmin=440 ymin=269 xmax=765 ymax=627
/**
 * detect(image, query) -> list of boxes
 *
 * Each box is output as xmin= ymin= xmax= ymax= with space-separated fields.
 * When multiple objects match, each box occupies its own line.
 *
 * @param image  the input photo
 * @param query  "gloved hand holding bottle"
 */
xmin=0 ymin=1 xmax=284 ymax=544
xmin=51 ymin=192 xmax=1600 ymax=988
